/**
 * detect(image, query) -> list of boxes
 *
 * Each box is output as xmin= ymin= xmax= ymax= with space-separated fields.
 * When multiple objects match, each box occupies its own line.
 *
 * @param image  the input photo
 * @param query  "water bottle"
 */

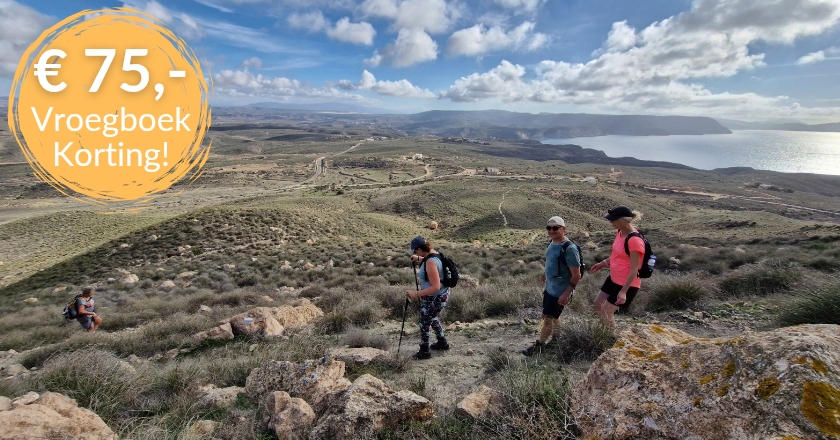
xmin=647 ymin=255 xmax=657 ymax=271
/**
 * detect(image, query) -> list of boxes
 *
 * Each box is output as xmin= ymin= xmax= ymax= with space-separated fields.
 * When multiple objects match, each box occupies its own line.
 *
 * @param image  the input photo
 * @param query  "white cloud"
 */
xmin=287 ymin=12 xmax=375 ymax=45
xmin=492 ymin=0 xmax=547 ymax=13
xmin=448 ymin=21 xmax=548 ymax=56
xmin=338 ymin=69 xmax=435 ymax=98
xmin=0 ymin=0 xmax=54 ymax=76
xmin=241 ymin=56 xmax=263 ymax=68
xmin=123 ymin=1 xmax=205 ymax=40
xmin=364 ymin=50 xmax=383 ymax=67
xmin=374 ymin=28 xmax=438 ymax=67
xmin=797 ymin=51 xmax=826 ymax=65
xmin=360 ymin=0 xmax=461 ymax=34
xmin=199 ymin=19 xmax=306 ymax=53
xmin=213 ymin=68 xmax=365 ymax=100
xmin=440 ymin=0 xmax=840 ymax=121
xmin=327 ymin=18 xmax=376 ymax=45
xmin=287 ymin=11 xmax=328 ymax=32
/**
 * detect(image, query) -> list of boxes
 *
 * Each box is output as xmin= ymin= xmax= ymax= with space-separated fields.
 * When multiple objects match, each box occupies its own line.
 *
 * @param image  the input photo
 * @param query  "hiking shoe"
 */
xmin=413 ymin=344 xmax=431 ymax=360
xmin=520 ymin=341 xmax=544 ymax=356
xmin=430 ymin=338 xmax=450 ymax=350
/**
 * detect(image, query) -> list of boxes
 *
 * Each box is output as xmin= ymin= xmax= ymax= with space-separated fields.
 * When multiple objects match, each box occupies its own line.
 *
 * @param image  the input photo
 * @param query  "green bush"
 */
xmin=718 ymin=261 xmax=795 ymax=298
xmin=552 ymin=318 xmax=617 ymax=362
xmin=777 ymin=281 xmax=840 ymax=326
xmin=644 ymin=275 xmax=712 ymax=312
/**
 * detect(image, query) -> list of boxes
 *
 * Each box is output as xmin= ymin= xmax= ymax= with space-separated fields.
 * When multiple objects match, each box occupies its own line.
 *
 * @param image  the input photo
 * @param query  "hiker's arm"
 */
xmin=615 ymin=252 xmax=641 ymax=305
xmin=591 ymin=258 xmax=609 ymax=273
xmin=77 ymin=303 xmax=96 ymax=316
xmin=419 ymin=260 xmax=442 ymax=296
xmin=558 ymin=266 xmax=581 ymax=305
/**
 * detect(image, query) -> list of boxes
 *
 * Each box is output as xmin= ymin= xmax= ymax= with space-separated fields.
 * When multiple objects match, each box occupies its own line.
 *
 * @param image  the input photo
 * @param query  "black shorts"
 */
xmin=542 ymin=290 xmax=570 ymax=319
xmin=600 ymin=278 xmax=639 ymax=309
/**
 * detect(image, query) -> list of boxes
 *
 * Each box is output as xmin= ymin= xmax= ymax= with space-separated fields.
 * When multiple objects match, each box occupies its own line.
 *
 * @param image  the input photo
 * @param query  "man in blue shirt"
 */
xmin=522 ymin=216 xmax=582 ymax=356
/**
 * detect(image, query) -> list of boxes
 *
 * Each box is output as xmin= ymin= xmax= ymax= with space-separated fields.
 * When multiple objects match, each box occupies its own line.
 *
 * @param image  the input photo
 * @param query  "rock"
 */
xmin=584 ymin=240 xmax=599 ymax=250
xmin=330 ymin=347 xmax=389 ymax=365
xmin=0 ymin=391 xmax=117 ymax=439
xmin=572 ymin=324 xmax=840 ymax=440
xmin=309 ymin=374 xmax=434 ymax=440
xmin=119 ymin=243 xmax=130 ymax=248
xmin=518 ymin=239 xmax=529 ymax=245
xmin=12 ymin=392 xmax=39 ymax=407
xmin=3 ymin=363 xmax=27 ymax=377
xmin=455 ymin=385 xmax=502 ymax=419
xmin=260 ymin=295 xmax=274 ymax=303
xmin=197 ymin=305 xmax=213 ymax=315
xmin=245 ymin=356 xmax=350 ymax=413
xmin=22 ymin=298 xmax=38 ymax=304
xmin=428 ymin=221 xmax=438 ymax=230
xmin=186 ymin=420 xmax=218 ymax=437
xmin=197 ymin=384 xmax=244 ymax=407
xmin=577 ymin=231 xmax=590 ymax=239
xmin=162 ymin=348 xmax=180 ymax=361
xmin=669 ymin=257 xmax=681 ymax=268
xmin=0 ymin=396 xmax=10 ymax=411
xmin=159 ymin=280 xmax=176 ymax=289
xmin=126 ymin=355 xmax=143 ymax=367
xmin=120 ymin=274 xmax=139 ymax=285
xmin=53 ymin=286 xmax=67 ymax=293
xmin=178 ymin=271 xmax=197 ymax=279
xmin=264 ymin=391 xmax=315 ymax=440
xmin=222 ymin=263 xmax=236 ymax=270
xmin=148 ymin=234 xmax=158 ymax=241
xmin=190 ymin=323 xmax=235 ymax=345
xmin=229 ymin=312 xmax=284 ymax=339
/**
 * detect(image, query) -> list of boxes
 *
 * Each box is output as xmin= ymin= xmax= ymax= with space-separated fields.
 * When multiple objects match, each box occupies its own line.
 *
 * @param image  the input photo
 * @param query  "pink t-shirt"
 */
xmin=610 ymin=229 xmax=645 ymax=288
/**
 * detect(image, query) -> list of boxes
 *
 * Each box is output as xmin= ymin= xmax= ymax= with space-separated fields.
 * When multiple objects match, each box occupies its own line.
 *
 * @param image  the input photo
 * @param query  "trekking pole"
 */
xmin=398 ymin=261 xmax=419 ymax=355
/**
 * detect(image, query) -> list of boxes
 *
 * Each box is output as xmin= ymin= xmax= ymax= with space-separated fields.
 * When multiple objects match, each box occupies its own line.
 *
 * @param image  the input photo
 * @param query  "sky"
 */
xmin=2 ymin=0 xmax=840 ymax=122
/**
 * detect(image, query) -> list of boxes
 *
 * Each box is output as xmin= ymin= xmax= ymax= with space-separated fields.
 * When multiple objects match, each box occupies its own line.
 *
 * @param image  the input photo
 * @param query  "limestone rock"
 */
xmin=458 ymin=274 xmax=479 ymax=288
xmin=197 ymin=384 xmax=244 ymax=407
xmin=428 ymin=220 xmax=438 ymax=230
xmin=53 ymin=286 xmax=67 ymax=293
xmin=120 ymin=274 xmax=139 ymax=284
xmin=0 ymin=396 xmax=10 ymax=411
xmin=330 ymin=347 xmax=389 ymax=365
xmin=264 ymin=391 xmax=315 ymax=440
xmin=191 ymin=322 xmax=235 ymax=345
xmin=309 ymin=374 xmax=434 ymax=440
xmin=0 ymin=391 xmax=117 ymax=439
xmin=572 ymin=324 xmax=840 ymax=440
xmin=159 ymin=280 xmax=176 ymax=289
xmin=178 ymin=271 xmax=197 ymax=279
xmin=228 ymin=299 xmax=323 ymax=331
xmin=197 ymin=305 xmax=213 ymax=315
xmin=22 ymin=297 xmax=37 ymax=304
xmin=229 ymin=311 xmax=284 ymax=339
xmin=245 ymin=356 xmax=349 ymax=412
xmin=455 ymin=385 xmax=502 ymax=420
xmin=185 ymin=420 xmax=218 ymax=438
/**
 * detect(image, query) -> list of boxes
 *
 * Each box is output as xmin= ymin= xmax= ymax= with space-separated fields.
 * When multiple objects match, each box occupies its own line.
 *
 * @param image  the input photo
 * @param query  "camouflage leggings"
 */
xmin=418 ymin=293 xmax=448 ymax=345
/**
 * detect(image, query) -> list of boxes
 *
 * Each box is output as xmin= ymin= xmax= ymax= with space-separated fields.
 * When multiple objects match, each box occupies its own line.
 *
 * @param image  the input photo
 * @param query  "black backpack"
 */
xmin=423 ymin=253 xmax=459 ymax=288
xmin=62 ymin=295 xmax=81 ymax=320
xmin=558 ymin=241 xmax=586 ymax=278
xmin=624 ymin=231 xmax=655 ymax=278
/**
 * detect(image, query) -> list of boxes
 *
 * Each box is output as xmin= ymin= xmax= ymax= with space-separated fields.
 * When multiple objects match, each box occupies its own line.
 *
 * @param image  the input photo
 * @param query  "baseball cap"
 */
xmin=605 ymin=206 xmax=633 ymax=221
xmin=547 ymin=216 xmax=565 ymax=227
xmin=408 ymin=236 xmax=426 ymax=255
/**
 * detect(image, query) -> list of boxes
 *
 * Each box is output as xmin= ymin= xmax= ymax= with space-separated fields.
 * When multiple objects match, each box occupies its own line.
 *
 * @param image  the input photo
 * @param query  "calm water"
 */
xmin=542 ymin=130 xmax=840 ymax=176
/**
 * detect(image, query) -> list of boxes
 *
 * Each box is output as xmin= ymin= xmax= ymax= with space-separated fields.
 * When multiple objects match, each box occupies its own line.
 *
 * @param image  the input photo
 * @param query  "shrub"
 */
xmin=644 ymin=274 xmax=712 ymax=312
xmin=777 ymin=280 xmax=840 ymax=326
xmin=344 ymin=328 xmax=390 ymax=351
xmin=718 ymin=261 xmax=796 ymax=298
xmin=552 ymin=318 xmax=617 ymax=362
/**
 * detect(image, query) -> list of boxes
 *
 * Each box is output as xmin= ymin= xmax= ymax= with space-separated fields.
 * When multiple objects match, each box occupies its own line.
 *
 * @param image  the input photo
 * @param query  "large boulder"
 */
xmin=330 ymin=347 xmax=389 ymax=365
xmin=190 ymin=322 xmax=235 ymax=345
xmin=0 ymin=391 xmax=117 ymax=439
xmin=572 ymin=324 xmax=840 ymax=440
xmin=197 ymin=384 xmax=244 ymax=407
xmin=245 ymin=356 xmax=350 ymax=413
xmin=226 ymin=299 xmax=324 ymax=338
xmin=309 ymin=374 xmax=434 ymax=440
xmin=455 ymin=385 xmax=502 ymax=420
xmin=265 ymin=391 xmax=315 ymax=440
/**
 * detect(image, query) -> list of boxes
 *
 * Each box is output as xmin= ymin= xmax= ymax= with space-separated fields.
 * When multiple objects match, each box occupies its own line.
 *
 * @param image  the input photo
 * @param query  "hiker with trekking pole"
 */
xmin=404 ymin=236 xmax=451 ymax=360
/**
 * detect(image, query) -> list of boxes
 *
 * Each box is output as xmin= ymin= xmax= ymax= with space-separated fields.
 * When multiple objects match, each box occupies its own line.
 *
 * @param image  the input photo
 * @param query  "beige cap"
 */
xmin=547 ymin=216 xmax=565 ymax=227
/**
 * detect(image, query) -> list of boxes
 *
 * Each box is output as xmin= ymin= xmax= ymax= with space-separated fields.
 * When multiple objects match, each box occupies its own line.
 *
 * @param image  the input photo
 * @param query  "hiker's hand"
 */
xmin=615 ymin=291 xmax=627 ymax=305
xmin=540 ymin=274 xmax=546 ymax=284
xmin=591 ymin=261 xmax=606 ymax=274
xmin=410 ymin=255 xmax=422 ymax=263
xmin=557 ymin=293 xmax=570 ymax=306
xmin=406 ymin=290 xmax=417 ymax=299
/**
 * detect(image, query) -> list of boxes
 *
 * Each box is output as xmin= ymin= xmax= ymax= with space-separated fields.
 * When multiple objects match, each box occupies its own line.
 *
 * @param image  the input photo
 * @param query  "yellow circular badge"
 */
xmin=8 ymin=8 xmax=211 ymax=203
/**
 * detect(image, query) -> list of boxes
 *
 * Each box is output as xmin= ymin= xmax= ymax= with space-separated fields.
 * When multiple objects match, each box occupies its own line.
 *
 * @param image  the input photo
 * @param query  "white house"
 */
xmin=758 ymin=183 xmax=772 ymax=189
xmin=583 ymin=176 xmax=598 ymax=184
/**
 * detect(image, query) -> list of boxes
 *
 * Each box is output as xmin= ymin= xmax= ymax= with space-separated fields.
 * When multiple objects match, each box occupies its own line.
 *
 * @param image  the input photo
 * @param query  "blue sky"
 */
xmin=3 ymin=0 xmax=840 ymax=122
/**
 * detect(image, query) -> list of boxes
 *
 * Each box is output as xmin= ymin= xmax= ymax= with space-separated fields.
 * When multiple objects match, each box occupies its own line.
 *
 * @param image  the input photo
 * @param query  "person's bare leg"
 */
xmin=538 ymin=315 xmax=557 ymax=344
xmin=593 ymin=291 xmax=618 ymax=333
xmin=90 ymin=316 xmax=102 ymax=332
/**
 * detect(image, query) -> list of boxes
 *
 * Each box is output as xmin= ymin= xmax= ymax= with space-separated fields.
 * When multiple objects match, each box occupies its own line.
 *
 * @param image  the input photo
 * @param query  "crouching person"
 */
xmin=522 ymin=216 xmax=581 ymax=356
xmin=76 ymin=286 xmax=102 ymax=333
xmin=406 ymin=236 xmax=450 ymax=360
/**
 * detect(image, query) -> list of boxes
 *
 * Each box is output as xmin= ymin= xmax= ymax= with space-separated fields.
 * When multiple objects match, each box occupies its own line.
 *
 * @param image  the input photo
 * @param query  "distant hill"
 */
xmin=246 ymin=101 xmax=399 ymax=114
xmin=402 ymin=110 xmax=731 ymax=139
xmin=717 ymin=118 xmax=840 ymax=132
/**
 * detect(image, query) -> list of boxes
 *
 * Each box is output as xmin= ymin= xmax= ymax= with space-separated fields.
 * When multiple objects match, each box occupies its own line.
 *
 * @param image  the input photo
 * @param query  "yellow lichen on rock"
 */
xmin=811 ymin=358 xmax=828 ymax=375
xmin=722 ymin=360 xmax=736 ymax=377
xmin=693 ymin=397 xmax=701 ymax=407
xmin=628 ymin=348 xmax=645 ymax=357
xmin=651 ymin=325 xmax=665 ymax=333
xmin=700 ymin=375 xmax=717 ymax=385
xmin=800 ymin=381 xmax=840 ymax=436
xmin=717 ymin=385 xmax=730 ymax=397
xmin=613 ymin=340 xmax=625 ymax=348
xmin=755 ymin=377 xmax=781 ymax=400
xmin=648 ymin=352 xmax=665 ymax=360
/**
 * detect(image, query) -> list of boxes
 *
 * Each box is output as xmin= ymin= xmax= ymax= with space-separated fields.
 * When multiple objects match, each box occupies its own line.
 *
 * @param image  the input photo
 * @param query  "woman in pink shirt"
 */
xmin=590 ymin=206 xmax=645 ymax=334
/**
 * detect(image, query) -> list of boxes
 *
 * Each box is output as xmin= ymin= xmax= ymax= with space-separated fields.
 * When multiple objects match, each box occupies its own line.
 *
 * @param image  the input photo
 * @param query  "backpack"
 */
xmin=558 ymin=241 xmax=587 ymax=278
xmin=422 ymin=253 xmax=459 ymax=288
xmin=624 ymin=231 xmax=656 ymax=278
xmin=62 ymin=295 xmax=81 ymax=320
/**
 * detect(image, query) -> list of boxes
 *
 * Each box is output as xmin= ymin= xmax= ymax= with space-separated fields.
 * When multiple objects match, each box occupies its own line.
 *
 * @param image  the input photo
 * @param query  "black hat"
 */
xmin=605 ymin=206 xmax=633 ymax=221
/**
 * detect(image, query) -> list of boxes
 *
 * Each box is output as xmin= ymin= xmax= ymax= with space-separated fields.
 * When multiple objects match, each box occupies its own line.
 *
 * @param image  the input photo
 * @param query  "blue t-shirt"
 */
xmin=419 ymin=255 xmax=449 ymax=297
xmin=544 ymin=239 xmax=581 ymax=297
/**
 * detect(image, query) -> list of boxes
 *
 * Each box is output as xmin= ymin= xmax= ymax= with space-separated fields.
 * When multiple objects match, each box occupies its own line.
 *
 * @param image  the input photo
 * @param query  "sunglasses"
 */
xmin=546 ymin=225 xmax=563 ymax=231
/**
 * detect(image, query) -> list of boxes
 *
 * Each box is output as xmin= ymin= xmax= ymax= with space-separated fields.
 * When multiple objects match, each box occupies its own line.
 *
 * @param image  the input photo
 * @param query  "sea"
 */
xmin=541 ymin=130 xmax=840 ymax=176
